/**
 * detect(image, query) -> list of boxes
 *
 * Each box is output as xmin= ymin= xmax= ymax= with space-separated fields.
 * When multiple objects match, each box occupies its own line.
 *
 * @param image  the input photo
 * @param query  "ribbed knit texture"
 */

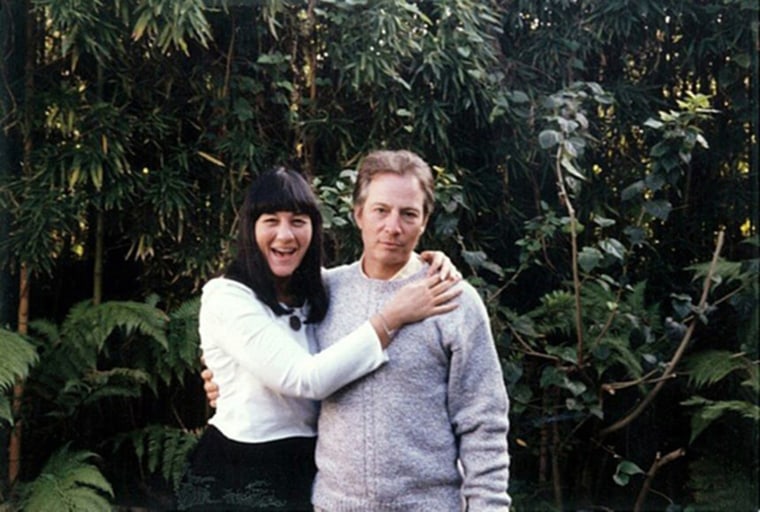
xmin=312 ymin=262 xmax=511 ymax=511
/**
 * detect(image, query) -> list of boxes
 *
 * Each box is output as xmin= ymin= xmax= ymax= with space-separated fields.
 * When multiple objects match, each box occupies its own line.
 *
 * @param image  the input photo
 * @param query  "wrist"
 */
xmin=377 ymin=311 xmax=397 ymax=338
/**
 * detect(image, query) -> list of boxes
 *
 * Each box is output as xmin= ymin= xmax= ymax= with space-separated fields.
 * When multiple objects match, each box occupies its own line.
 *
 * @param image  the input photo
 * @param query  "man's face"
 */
xmin=354 ymin=172 xmax=428 ymax=280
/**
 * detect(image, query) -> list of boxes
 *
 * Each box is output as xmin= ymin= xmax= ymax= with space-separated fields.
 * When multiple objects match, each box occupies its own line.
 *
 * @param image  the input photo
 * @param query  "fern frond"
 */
xmin=529 ymin=290 xmax=576 ymax=336
xmin=596 ymin=335 xmax=644 ymax=379
xmin=18 ymin=444 xmax=113 ymax=512
xmin=110 ymin=425 xmax=199 ymax=489
xmin=82 ymin=368 xmax=151 ymax=403
xmin=622 ymin=280 xmax=648 ymax=312
xmin=0 ymin=328 xmax=39 ymax=391
xmin=160 ymin=297 xmax=202 ymax=384
xmin=687 ymin=257 xmax=753 ymax=285
xmin=683 ymin=350 xmax=750 ymax=389
xmin=0 ymin=395 xmax=12 ymax=426
xmin=28 ymin=319 xmax=61 ymax=346
xmin=681 ymin=395 xmax=760 ymax=443
xmin=61 ymin=299 xmax=169 ymax=352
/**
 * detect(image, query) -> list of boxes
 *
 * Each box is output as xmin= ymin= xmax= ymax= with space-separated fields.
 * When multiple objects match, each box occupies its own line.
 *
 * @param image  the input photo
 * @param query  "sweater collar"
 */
xmin=358 ymin=252 xmax=423 ymax=281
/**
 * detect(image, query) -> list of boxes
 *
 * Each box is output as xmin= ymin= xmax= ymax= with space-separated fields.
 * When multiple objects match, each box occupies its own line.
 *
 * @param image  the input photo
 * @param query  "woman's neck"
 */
xmin=275 ymin=279 xmax=301 ymax=307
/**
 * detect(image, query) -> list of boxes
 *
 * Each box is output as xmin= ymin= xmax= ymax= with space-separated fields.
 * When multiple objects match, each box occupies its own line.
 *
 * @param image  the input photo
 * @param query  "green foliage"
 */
xmin=613 ymin=459 xmax=645 ymax=487
xmin=110 ymin=425 xmax=199 ymax=490
xmin=684 ymin=350 xmax=756 ymax=390
xmin=0 ymin=330 xmax=38 ymax=425
xmin=17 ymin=445 xmax=113 ymax=512
xmin=1 ymin=0 xmax=757 ymax=509
xmin=687 ymin=454 xmax=759 ymax=511
xmin=0 ymin=330 xmax=38 ymax=392
xmin=131 ymin=0 xmax=213 ymax=55
xmin=1 ymin=297 xmax=203 ymax=509
xmin=682 ymin=396 xmax=760 ymax=444
xmin=26 ymin=299 xmax=169 ymax=414
xmin=681 ymin=350 xmax=759 ymax=443
xmin=156 ymin=296 xmax=202 ymax=387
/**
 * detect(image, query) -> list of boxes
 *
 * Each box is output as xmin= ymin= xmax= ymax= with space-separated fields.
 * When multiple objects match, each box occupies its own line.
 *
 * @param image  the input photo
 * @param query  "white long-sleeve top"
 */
xmin=200 ymin=277 xmax=387 ymax=443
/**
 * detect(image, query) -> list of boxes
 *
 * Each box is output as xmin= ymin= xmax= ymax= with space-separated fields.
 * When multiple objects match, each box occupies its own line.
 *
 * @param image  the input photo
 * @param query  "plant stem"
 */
xmin=600 ymin=230 xmax=725 ymax=437
xmin=555 ymin=146 xmax=584 ymax=366
xmin=633 ymin=448 xmax=686 ymax=512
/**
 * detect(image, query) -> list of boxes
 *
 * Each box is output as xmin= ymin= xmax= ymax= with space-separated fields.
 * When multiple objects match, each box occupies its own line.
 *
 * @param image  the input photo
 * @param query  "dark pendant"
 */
xmin=289 ymin=315 xmax=302 ymax=331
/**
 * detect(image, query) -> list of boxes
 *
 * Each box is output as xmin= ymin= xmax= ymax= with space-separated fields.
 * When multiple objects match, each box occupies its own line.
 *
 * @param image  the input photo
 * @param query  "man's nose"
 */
xmin=384 ymin=211 xmax=402 ymax=233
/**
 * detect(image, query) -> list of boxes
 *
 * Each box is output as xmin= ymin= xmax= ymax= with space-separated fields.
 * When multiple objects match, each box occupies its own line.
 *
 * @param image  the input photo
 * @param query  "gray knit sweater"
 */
xmin=312 ymin=262 xmax=511 ymax=511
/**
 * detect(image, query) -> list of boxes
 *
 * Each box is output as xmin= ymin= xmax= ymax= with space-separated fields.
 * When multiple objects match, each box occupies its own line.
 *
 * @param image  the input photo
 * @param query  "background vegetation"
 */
xmin=1 ymin=0 xmax=757 ymax=510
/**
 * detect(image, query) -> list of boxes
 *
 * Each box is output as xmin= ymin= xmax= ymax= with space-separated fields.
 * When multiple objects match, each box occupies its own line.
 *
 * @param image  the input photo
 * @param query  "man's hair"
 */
xmin=226 ymin=166 xmax=328 ymax=323
xmin=353 ymin=150 xmax=435 ymax=218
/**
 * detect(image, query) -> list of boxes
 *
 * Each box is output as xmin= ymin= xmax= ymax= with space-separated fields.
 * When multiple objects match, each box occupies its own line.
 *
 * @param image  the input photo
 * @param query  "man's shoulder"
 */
xmin=446 ymin=279 xmax=489 ymax=319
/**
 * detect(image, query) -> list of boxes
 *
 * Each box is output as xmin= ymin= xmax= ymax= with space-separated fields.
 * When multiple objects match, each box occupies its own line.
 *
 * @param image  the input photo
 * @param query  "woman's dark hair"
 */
xmin=226 ymin=166 xmax=328 ymax=323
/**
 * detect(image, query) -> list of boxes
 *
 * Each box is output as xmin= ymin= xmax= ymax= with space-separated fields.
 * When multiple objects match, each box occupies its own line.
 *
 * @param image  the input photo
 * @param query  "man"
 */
xmin=205 ymin=149 xmax=511 ymax=510
xmin=311 ymin=150 xmax=510 ymax=511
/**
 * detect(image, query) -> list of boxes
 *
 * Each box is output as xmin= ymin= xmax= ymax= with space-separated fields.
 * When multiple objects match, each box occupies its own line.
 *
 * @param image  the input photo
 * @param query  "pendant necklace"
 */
xmin=288 ymin=314 xmax=302 ymax=331
xmin=279 ymin=296 xmax=303 ymax=331
xmin=281 ymin=304 xmax=302 ymax=331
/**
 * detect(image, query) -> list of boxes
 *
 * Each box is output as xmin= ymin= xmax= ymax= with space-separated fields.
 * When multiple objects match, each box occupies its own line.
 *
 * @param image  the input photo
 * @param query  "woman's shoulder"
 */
xmin=203 ymin=276 xmax=254 ymax=295
xmin=201 ymin=277 xmax=261 ymax=312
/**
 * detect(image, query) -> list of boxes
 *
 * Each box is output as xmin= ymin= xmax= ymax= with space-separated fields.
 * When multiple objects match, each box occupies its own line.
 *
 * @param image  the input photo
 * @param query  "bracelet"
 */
xmin=377 ymin=312 xmax=396 ymax=338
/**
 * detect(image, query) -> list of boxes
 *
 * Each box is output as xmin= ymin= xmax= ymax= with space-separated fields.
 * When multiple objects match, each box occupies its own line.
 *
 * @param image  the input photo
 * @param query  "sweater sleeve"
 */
xmin=201 ymin=279 xmax=387 ymax=400
xmin=446 ymin=285 xmax=511 ymax=511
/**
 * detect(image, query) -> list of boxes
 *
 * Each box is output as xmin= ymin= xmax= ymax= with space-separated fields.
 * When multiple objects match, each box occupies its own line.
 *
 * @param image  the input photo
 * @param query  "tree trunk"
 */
xmin=93 ymin=63 xmax=105 ymax=305
xmin=0 ymin=0 xmax=26 ymax=489
xmin=7 ymin=0 xmax=36 ymax=486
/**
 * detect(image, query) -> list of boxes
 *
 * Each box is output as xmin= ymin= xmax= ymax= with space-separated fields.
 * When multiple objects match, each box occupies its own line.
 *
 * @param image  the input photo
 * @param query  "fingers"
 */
xmin=433 ymin=287 xmax=463 ymax=307
xmin=425 ymin=253 xmax=445 ymax=276
xmin=203 ymin=380 xmax=218 ymax=394
xmin=428 ymin=274 xmax=461 ymax=295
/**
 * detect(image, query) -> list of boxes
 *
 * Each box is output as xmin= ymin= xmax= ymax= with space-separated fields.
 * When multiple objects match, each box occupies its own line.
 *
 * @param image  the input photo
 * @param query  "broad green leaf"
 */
xmin=538 ymin=129 xmax=560 ymax=149
xmin=579 ymin=246 xmax=603 ymax=272
xmin=643 ymin=199 xmax=672 ymax=220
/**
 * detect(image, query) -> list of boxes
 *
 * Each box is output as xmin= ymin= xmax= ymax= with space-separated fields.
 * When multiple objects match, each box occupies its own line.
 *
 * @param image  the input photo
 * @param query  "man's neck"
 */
xmin=359 ymin=253 xmax=421 ymax=281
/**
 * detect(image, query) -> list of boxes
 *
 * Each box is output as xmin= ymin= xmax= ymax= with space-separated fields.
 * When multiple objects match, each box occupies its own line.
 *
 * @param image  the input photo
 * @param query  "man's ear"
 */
xmin=353 ymin=205 xmax=364 ymax=228
xmin=420 ymin=215 xmax=430 ymax=233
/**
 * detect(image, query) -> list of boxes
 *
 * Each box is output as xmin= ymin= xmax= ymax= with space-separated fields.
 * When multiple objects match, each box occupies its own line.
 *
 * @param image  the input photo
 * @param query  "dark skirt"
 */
xmin=176 ymin=425 xmax=317 ymax=511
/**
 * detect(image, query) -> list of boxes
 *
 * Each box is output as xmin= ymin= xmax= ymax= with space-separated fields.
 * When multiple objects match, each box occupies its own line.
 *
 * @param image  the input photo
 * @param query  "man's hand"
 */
xmin=202 ymin=368 xmax=219 ymax=408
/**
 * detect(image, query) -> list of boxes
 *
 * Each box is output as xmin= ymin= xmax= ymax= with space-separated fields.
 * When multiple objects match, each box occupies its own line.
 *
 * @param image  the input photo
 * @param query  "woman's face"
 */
xmin=255 ymin=211 xmax=313 ymax=280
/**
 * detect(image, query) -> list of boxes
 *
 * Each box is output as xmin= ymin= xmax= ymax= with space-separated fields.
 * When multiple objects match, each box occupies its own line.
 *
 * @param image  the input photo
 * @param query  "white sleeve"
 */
xmin=201 ymin=280 xmax=386 ymax=400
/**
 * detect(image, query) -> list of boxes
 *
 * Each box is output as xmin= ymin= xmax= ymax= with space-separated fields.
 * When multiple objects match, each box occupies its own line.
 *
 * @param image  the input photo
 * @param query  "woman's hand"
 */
xmin=201 ymin=368 xmax=219 ymax=408
xmin=419 ymin=250 xmax=462 ymax=282
xmin=372 ymin=274 xmax=463 ymax=347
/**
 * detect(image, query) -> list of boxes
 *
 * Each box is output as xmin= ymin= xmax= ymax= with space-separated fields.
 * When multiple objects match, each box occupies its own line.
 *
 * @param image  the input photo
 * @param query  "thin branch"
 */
xmin=601 ymin=369 xmax=673 ymax=395
xmin=506 ymin=323 xmax=561 ymax=362
xmin=554 ymin=145 xmax=584 ymax=366
xmin=600 ymin=230 xmax=725 ymax=437
xmin=633 ymin=448 xmax=686 ymax=512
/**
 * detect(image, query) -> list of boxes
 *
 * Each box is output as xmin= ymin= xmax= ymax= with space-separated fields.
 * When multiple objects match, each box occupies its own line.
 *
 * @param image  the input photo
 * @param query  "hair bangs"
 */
xmin=251 ymin=167 xmax=319 ymax=218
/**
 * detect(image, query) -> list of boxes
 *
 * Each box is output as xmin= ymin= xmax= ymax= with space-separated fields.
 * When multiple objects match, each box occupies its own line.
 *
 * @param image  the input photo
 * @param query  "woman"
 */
xmin=176 ymin=166 xmax=460 ymax=511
